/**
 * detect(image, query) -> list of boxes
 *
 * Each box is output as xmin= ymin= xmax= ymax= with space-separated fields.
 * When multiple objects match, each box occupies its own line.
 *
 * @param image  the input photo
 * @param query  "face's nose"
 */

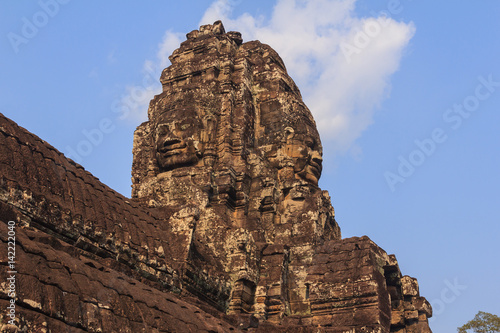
xmin=311 ymin=150 xmax=323 ymax=165
xmin=156 ymin=128 xmax=184 ymax=151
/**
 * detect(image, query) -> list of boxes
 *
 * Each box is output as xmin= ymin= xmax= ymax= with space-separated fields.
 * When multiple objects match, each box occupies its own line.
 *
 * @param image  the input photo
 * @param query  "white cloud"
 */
xmin=88 ymin=68 xmax=99 ymax=79
xmin=118 ymin=30 xmax=184 ymax=123
xmin=201 ymin=0 xmax=415 ymax=153
xmin=123 ymin=0 xmax=415 ymax=154
xmin=156 ymin=30 xmax=184 ymax=69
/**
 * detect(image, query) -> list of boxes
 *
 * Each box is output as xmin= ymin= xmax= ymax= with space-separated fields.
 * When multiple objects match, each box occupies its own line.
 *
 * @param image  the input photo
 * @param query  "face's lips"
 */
xmin=308 ymin=159 xmax=322 ymax=178
xmin=159 ymin=138 xmax=187 ymax=155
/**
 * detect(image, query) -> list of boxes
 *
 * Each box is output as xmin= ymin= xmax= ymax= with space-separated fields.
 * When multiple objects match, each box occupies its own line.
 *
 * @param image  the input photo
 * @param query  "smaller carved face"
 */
xmin=285 ymin=133 xmax=323 ymax=185
xmin=155 ymin=108 xmax=203 ymax=171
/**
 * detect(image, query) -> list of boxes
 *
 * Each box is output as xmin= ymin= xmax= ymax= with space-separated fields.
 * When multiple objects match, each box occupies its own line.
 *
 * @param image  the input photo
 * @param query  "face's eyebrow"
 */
xmin=156 ymin=123 xmax=173 ymax=132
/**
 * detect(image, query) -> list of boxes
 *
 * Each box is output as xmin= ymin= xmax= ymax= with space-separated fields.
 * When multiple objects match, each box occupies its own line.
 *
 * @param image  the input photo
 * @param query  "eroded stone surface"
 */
xmin=0 ymin=21 xmax=431 ymax=332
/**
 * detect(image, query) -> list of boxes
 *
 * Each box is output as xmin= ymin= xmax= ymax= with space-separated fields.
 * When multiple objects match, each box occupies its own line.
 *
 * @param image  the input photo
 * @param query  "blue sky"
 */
xmin=1 ymin=1 xmax=499 ymax=331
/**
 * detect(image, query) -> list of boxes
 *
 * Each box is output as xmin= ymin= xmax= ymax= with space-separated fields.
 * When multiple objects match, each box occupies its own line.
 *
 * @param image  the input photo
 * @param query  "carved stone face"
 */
xmin=155 ymin=107 xmax=203 ymax=171
xmin=285 ymin=133 xmax=323 ymax=186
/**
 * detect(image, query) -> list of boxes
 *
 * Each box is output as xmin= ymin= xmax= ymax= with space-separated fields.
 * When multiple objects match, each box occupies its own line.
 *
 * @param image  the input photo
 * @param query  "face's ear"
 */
xmin=284 ymin=127 xmax=295 ymax=143
xmin=132 ymin=121 xmax=158 ymax=197
xmin=201 ymin=115 xmax=217 ymax=143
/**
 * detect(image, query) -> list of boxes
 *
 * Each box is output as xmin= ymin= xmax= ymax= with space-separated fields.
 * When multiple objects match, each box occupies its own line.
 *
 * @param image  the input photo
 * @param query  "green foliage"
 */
xmin=458 ymin=311 xmax=500 ymax=333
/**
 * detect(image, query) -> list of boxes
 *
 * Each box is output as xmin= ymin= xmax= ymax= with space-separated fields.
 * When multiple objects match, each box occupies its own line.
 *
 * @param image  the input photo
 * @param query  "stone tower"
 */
xmin=130 ymin=21 xmax=432 ymax=331
xmin=132 ymin=19 xmax=341 ymax=316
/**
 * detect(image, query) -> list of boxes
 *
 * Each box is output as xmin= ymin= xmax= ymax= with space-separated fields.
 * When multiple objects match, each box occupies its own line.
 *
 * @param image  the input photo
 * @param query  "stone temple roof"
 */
xmin=0 ymin=112 xmax=239 ymax=331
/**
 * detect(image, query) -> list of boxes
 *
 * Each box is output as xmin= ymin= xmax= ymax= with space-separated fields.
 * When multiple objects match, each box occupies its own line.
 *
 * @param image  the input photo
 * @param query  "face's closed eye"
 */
xmin=284 ymin=132 xmax=323 ymax=186
xmin=154 ymin=109 xmax=203 ymax=171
